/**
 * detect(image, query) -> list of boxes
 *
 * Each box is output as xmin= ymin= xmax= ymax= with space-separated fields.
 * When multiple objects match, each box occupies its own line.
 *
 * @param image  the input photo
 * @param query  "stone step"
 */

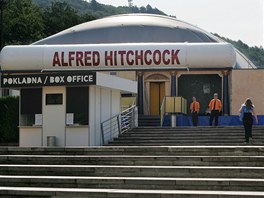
xmin=122 ymin=130 xmax=264 ymax=134
xmin=107 ymin=142 xmax=263 ymax=146
xmin=2 ymin=155 xmax=264 ymax=166
xmin=1 ymin=165 xmax=264 ymax=178
xmin=3 ymin=155 xmax=264 ymax=166
xmin=109 ymin=140 xmax=264 ymax=145
xmin=1 ymin=146 xmax=264 ymax=156
xmin=122 ymin=132 xmax=264 ymax=136
xmin=115 ymin=136 xmax=264 ymax=140
xmin=1 ymin=187 xmax=264 ymax=198
xmin=1 ymin=176 xmax=264 ymax=191
xmin=122 ymin=131 xmax=264 ymax=135
xmin=132 ymin=126 xmax=264 ymax=131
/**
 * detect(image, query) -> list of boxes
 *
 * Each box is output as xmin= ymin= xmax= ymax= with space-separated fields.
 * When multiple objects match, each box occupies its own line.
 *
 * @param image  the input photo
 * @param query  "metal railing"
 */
xmin=100 ymin=105 xmax=138 ymax=145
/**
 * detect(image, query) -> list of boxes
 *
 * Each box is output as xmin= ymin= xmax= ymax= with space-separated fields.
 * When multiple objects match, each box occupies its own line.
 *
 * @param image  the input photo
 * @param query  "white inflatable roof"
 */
xmin=0 ymin=14 xmax=256 ymax=70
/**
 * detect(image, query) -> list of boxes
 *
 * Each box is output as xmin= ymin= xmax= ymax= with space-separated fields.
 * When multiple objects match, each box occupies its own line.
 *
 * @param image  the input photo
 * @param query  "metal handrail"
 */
xmin=100 ymin=105 xmax=138 ymax=145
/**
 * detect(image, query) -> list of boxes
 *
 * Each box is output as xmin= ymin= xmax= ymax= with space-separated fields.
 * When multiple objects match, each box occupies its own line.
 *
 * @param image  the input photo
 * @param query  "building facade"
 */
xmin=1 ymin=14 xmax=263 ymax=147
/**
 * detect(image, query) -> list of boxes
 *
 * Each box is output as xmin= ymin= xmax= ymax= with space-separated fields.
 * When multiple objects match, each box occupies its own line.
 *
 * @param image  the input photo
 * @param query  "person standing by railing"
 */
xmin=190 ymin=96 xmax=200 ymax=126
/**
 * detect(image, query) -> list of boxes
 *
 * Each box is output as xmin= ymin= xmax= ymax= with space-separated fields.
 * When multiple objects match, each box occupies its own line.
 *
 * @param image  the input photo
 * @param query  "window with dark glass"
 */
xmin=46 ymin=94 xmax=63 ymax=105
xmin=66 ymin=87 xmax=89 ymax=125
xmin=21 ymin=88 xmax=42 ymax=126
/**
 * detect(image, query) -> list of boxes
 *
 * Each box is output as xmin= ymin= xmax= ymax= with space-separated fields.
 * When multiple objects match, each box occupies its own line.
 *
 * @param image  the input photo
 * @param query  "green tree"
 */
xmin=43 ymin=2 xmax=81 ymax=36
xmin=81 ymin=13 xmax=96 ymax=23
xmin=4 ymin=0 xmax=45 ymax=45
xmin=90 ymin=0 xmax=97 ymax=10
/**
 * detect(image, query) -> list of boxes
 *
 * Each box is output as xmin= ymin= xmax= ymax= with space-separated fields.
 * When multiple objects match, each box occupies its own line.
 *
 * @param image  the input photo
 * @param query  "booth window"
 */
xmin=66 ymin=87 xmax=88 ymax=125
xmin=46 ymin=94 xmax=63 ymax=105
xmin=21 ymin=88 xmax=42 ymax=126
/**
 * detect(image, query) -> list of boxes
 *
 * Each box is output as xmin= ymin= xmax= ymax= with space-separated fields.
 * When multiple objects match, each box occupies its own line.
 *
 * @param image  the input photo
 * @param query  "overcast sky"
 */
xmin=96 ymin=0 xmax=263 ymax=47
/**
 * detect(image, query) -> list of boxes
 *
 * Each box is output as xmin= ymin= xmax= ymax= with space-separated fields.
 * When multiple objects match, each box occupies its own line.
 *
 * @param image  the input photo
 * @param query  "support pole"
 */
xmin=223 ymin=71 xmax=230 ymax=115
xmin=171 ymin=71 xmax=177 ymax=96
xmin=137 ymin=72 xmax=144 ymax=115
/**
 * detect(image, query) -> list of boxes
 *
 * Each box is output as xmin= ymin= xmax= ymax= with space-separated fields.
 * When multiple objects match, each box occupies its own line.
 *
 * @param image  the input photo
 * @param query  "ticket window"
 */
xmin=66 ymin=87 xmax=89 ymax=125
xmin=20 ymin=88 xmax=42 ymax=126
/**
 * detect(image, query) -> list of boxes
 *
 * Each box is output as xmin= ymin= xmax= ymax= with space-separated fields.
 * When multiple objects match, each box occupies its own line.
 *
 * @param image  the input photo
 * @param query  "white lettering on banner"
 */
xmin=3 ymin=77 xmax=42 ymax=85
xmin=50 ymin=76 xmax=65 ymax=83
xmin=66 ymin=75 xmax=94 ymax=83
xmin=1 ymin=73 xmax=96 ymax=88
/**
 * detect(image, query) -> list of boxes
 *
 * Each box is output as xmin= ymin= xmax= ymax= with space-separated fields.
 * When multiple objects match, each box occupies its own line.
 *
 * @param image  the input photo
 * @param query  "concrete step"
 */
xmin=107 ymin=141 xmax=256 ymax=146
xmin=115 ymin=136 xmax=264 ymax=140
xmin=1 ymin=146 xmax=264 ymax=156
xmin=1 ymin=165 xmax=264 ymax=178
xmin=132 ymin=126 xmax=264 ymax=131
xmin=1 ymin=187 xmax=264 ymax=198
xmin=2 ymin=155 xmax=264 ymax=166
xmin=109 ymin=140 xmax=264 ymax=145
xmin=122 ymin=131 xmax=264 ymax=135
xmin=112 ymin=126 xmax=264 ymax=146
xmin=1 ymin=176 xmax=264 ymax=191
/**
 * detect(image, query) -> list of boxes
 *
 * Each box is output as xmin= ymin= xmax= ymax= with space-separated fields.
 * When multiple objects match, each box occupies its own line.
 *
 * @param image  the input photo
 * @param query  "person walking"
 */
xmin=239 ymin=98 xmax=258 ymax=144
xmin=209 ymin=93 xmax=222 ymax=126
xmin=190 ymin=96 xmax=200 ymax=126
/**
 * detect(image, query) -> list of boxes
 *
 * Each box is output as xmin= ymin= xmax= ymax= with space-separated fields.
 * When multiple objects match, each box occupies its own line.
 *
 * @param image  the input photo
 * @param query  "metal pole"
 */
xmin=137 ymin=72 xmax=144 ymax=115
xmin=100 ymin=123 xmax=105 ymax=145
xmin=223 ymin=72 xmax=230 ymax=115
xmin=117 ymin=115 xmax=121 ymax=135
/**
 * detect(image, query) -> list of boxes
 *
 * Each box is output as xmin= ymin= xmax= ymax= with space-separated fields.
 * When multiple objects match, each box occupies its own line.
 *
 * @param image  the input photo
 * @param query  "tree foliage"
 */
xmin=4 ymin=0 xmax=45 ymax=44
xmin=214 ymin=34 xmax=264 ymax=67
xmin=43 ymin=2 xmax=81 ymax=36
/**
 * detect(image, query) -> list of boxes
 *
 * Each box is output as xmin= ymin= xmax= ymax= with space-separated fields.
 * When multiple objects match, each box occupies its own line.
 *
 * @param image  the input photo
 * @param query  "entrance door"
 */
xmin=150 ymin=82 xmax=165 ymax=115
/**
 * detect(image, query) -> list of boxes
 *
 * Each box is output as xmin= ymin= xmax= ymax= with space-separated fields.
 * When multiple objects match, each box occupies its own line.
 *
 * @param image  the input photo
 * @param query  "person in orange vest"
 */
xmin=190 ymin=96 xmax=200 ymax=126
xmin=209 ymin=93 xmax=222 ymax=126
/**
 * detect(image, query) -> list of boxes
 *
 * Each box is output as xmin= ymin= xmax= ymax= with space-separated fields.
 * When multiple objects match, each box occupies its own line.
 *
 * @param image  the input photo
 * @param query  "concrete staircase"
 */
xmin=1 ymin=146 xmax=264 ymax=197
xmin=138 ymin=115 xmax=161 ymax=126
xmin=1 ymin=126 xmax=264 ymax=197
xmin=109 ymin=126 xmax=264 ymax=146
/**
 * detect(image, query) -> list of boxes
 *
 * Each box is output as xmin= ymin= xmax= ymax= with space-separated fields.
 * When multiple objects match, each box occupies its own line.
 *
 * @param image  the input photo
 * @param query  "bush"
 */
xmin=0 ymin=96 xmax=19 ymax=143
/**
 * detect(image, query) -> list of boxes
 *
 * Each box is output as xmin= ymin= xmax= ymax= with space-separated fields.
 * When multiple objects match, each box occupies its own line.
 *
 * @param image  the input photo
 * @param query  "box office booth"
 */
xmin=1 ymin=72 xmax=137 ymax=147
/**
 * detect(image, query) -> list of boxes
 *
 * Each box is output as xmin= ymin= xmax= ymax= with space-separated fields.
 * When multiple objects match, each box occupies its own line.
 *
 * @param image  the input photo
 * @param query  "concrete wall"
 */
xmin=231 ymin=69 xmax=264 ymax=115
xmin=89 ymin=86 xmax=121 ymax=146
xmin=19 ymin=127 xmax=42 ymax=147
xmin=42 ymin=86 xmax=66 ymax=146
xmin=65 ymin=126 xmax=89 ymax=146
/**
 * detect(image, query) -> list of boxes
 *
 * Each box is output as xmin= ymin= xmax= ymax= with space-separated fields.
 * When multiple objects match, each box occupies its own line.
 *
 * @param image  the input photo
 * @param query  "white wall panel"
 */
xmin=42 ymin=86 xmax=66 ymax=146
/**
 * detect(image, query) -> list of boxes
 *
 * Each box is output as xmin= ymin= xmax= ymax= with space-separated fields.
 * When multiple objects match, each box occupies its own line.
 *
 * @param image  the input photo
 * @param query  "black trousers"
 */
xmin=192 ymin=112 xmax=198 ymax=126
xmin=243 ymin=113 xmax=253 ymax=142
xmin=210 ymin=110 xmax=220 ymax=126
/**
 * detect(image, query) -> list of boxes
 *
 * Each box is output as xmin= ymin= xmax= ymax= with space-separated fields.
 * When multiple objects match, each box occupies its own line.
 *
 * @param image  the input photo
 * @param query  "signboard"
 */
xmin=1 ymin=72 xmax=96 ymax=88
xmin=0 ymin=43 xmax=236 ymax=71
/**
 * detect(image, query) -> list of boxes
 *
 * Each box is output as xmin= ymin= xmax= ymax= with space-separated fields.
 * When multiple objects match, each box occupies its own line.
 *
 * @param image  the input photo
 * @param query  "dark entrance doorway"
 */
xmin=178 ymin=74 xmax=222 ymax=115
